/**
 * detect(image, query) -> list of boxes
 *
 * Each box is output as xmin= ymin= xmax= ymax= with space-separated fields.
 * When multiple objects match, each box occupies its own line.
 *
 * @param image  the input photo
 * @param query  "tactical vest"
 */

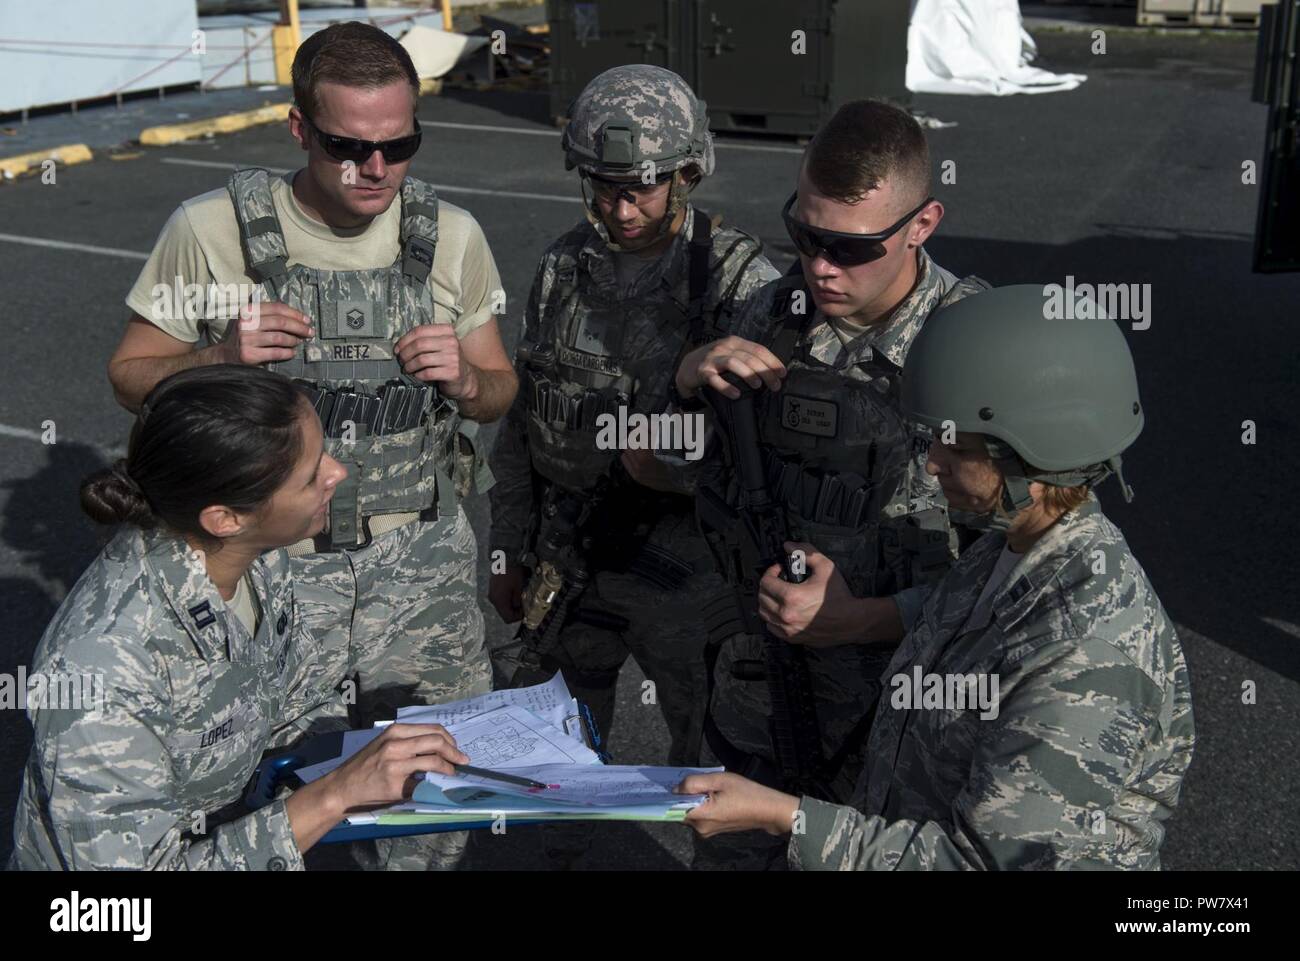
xmin=228 ymin=168 xmax=463 ymax=549
xmin=519 ymin=209 xmax=762 ymax=494
xmin=707 ymin=267 xmax=988 ymax=597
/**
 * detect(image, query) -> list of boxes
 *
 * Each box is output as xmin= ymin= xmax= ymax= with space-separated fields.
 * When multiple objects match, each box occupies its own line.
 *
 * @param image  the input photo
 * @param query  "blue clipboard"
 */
xmin=244 ymin=701 xmax=605 ymax=844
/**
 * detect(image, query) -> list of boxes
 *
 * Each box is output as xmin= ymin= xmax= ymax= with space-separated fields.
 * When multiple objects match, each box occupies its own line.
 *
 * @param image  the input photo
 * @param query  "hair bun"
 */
xmin=79 ymin=461 xmax=156 ymax=528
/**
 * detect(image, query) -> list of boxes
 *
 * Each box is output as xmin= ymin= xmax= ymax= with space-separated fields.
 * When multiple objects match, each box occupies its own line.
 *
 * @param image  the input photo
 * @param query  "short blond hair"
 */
xmin=1039 ymin=483 xmax=1090 ymax=515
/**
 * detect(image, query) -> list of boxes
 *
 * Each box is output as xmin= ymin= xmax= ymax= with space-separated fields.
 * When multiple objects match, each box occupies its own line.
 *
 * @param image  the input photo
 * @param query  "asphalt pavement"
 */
xmin=0 ymin=27 xmax=1295 ymax=870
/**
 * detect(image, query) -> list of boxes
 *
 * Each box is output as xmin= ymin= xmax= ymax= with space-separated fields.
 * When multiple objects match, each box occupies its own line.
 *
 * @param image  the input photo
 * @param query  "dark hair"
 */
xmin=292 ymin=21 xmax=420 ymax=120
xmin=81 ymin=366 xmax=309 ymax=545
xmin=803 ymin=99 xmax=930 ymax=210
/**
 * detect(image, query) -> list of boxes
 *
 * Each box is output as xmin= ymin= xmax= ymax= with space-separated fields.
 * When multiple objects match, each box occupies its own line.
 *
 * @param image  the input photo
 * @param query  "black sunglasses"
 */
xmin=299 ymin=110 xmax=423 ymax=164
xmin=781 ymin=192 xmax=933 ymax=266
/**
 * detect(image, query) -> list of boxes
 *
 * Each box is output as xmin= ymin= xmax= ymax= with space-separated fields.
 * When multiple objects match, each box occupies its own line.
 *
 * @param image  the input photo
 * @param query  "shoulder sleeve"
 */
xmin=724 ymin=277 xmax=783 ymax=343
xmin=487 ymin=254 xmax=548 ymax=557
xmin=28 ymin=636 xmax=305 ymax=871
xmin=124 ymin=204 xmax=218 ymax=345
xmin=704 ymin=230 xmax=780 ymax=336
xmin=790 ymin=635 xmax=1190 ymax=871
xmin=444 ymin=208 xmax=504 ymax=340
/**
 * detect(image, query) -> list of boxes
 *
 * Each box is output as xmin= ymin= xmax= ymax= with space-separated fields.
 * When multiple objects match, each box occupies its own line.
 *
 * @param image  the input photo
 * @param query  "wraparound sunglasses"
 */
xmin=299 ymin=110 xmax=423 ymax=164
xmin=781 ymin=192 xmax=933 ymax=266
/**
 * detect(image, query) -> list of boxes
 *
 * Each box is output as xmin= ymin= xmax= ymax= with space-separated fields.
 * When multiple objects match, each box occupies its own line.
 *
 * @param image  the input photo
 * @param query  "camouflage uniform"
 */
xmin=9 ymin=528 xmax=343 ymax=870
xmin=489 ymin=207 xmax=778 ymax=766
xmin=227 ymin=169 xmax=494 ymax=871
xmin=489 ymin=65 xmax=778 ymax=772
xmin=789 ymin=495 xmax=1196 ymax=870
xmin=694 ymin=249 xmax=985 ymax=869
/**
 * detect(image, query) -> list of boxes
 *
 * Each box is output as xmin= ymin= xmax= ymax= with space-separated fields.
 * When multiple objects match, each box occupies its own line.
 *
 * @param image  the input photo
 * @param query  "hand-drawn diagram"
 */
xmin=463 ymin=723 xmax=542 ymax=766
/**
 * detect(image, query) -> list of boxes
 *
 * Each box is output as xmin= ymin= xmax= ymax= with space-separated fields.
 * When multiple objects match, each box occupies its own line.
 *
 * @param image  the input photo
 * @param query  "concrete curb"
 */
xmin=0 ymin=144 xmax=94 ymax=181
xmin=0 ymin=80 xmax=446 ymax=178
xmin=139 ymin=102 xmax=292 ymax=147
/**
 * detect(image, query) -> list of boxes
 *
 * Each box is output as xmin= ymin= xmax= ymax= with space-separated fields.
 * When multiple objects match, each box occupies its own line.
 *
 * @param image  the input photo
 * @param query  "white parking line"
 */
xmin=0 ymin=232 xmax=148 ymax=261
xmin=417 ymin=118 xmax=805 ymax=154
xmin=158 ymin=156 xmax=578 ymax=203
xmin=420 ymin=119 xmax=559 ymax=137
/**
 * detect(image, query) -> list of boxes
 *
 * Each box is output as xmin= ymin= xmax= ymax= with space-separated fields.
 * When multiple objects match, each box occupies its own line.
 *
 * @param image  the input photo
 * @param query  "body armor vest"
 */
xmin=706 ymin=269 xmax=982 ymax=597
xmin=520 ymin=209 xmax=758 ymax=494
xmin=228 ymin=169 xmax=462 ymax=548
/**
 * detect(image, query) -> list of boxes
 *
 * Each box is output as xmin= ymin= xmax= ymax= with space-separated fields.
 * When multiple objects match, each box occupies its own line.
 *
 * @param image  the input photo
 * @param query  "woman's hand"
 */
xmin=677 ymin=772 xmax=801 ymax=838
xmin=286 ymin=723 xmax=468 ymax=852
xmin=326 ymin=723 xmax=468 ymax=811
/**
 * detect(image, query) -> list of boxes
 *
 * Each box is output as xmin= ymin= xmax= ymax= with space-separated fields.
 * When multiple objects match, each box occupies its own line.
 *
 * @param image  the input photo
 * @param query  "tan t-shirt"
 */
xmin=227 ymin=573 xmax=261 ymax=637
xmin=126 ymin=170 xmax=502 ymax=345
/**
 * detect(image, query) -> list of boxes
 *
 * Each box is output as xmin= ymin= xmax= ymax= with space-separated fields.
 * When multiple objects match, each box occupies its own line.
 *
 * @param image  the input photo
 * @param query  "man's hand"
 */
xmin=216 ymin=301 xmax=314 ymax=366
xmin=675 ymin=336 xmax=786 ymax=401
xmin=678 ymin=772 xmax=801 ymax=838
xmin=488 ymin=564 xmax=527 ymax=624
xmin=620 ymin=447 xmax=681 ymax=493
xmin=758 ymin=541 xmax=864 ymax=647
xmin=394 ymin=324 xmax=480 ymax=400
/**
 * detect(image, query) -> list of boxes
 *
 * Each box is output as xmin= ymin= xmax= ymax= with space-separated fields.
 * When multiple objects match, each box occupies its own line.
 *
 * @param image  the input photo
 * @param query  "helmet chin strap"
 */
xmin=971 ymin=438 xmax=1036 ymax=533
xmin=957 ymin=442 xmax=1136 ymax=532
xmin=580 ymin=168 xmax=694 ymax=252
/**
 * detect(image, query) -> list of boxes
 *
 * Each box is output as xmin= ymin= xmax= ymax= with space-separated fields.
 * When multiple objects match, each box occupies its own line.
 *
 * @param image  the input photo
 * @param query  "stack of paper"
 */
xmin=294 ymin=674 xmax=719 ymax=828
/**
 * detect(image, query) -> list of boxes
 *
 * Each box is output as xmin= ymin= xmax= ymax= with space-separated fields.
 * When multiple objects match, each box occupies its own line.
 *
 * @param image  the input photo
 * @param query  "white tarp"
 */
xmin=907 ymin=0 xmax=1087 ymax=96
xmin=400 ymin=24 xmax=489 ymax=81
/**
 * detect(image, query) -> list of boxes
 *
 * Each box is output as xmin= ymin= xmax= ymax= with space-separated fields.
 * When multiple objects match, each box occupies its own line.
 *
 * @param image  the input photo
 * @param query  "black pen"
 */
xmin=453 ymin=763 xmax=549 ymax=790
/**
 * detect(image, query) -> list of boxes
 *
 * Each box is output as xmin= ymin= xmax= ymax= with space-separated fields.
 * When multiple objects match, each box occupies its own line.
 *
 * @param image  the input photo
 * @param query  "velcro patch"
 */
xmin=328 ymin=300 xmax=382 ymax=339
xmin=781 ymin=395 xmax=838 ymax=438
xmin=324 ymin=341 xmax=395 ymax=362
xmin=407 ymin=239 xmax=434 ymax=268
xmin=573 ymin=310 xmax=614 ymax=357
xmin=557 ymin=343 xmax=623 ymax=376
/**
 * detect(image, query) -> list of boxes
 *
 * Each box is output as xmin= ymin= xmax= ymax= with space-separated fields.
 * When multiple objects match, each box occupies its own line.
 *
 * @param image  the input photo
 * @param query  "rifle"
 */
xmin=696 ymin=372 xmax=832 ymax=799
xmin=506 ymin=451 xmax=700 ymax=688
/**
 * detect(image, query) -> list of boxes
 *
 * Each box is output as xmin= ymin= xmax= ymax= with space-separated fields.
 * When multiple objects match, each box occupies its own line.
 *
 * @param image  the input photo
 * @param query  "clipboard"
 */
xmin=244 ymin=701 xmax=605 ymax=843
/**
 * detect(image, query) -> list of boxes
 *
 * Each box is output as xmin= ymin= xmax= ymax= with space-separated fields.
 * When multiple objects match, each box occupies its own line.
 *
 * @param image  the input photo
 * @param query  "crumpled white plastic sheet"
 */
xmin=907 ymin=0 xmax=1088 ymax=95
xmin=399 ymin=24 xmax=489 ymax=80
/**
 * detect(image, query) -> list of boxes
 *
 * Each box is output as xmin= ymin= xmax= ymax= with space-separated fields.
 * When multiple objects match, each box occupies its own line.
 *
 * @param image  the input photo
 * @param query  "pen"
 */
xmin=453 ymin=763 xmax=549 ymax=790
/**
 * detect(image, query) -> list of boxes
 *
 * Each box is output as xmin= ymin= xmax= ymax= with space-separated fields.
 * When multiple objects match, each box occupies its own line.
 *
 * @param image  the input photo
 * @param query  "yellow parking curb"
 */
xmin=0 ymin=143 xmax=93 ymax=180
xmin=139 ymin=102 xmax=292 ymax=147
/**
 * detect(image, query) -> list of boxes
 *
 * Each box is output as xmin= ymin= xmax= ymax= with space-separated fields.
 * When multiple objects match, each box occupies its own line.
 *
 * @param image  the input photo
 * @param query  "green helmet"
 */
xmin=562 ymin=65 xmax=714 ymax=178
xmin=902 ymin=284 xmax=1143 ymax=521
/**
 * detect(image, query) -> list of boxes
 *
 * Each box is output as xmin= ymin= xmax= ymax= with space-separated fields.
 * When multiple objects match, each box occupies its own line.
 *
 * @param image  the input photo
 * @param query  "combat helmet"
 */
xmin=562 ymin=65 xmax=713 ymax=245
xmin=902 ymin=284 xmax=1142 ymax=528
